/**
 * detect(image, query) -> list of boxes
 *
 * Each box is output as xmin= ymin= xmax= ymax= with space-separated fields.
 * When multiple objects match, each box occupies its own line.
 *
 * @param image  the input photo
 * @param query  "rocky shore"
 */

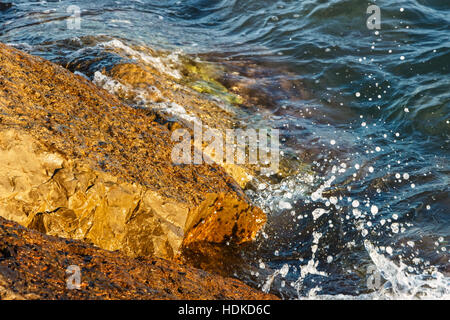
xmin=0 ymin=43 xmax=273 ymax=299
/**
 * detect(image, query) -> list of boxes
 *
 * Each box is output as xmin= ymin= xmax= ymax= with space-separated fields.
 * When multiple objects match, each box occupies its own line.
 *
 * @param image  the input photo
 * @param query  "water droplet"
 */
xmin=371 ymin=205 xmax=379 ymax=215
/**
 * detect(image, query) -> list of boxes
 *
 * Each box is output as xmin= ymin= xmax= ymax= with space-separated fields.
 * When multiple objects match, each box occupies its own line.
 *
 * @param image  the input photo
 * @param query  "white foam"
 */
xmin=93 ymin=71 xmax=130 ymax=95
xmin=100 ymin=39 xmax=182 ymax=79
xmin=363 ymin=241 xmax=450 ymax=299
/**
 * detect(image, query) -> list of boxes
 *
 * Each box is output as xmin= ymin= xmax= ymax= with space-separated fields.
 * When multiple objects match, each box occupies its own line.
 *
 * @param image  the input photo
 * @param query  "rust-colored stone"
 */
xmin=0 ymin=42 xmax=266 ymax=260
xmin=0 ymin=216 xmax=277 ymax=300
xmin=183 ymin=193 xmax=267 ymax=246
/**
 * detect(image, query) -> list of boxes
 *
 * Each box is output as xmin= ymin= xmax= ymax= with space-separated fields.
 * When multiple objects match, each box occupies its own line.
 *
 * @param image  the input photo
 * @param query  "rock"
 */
xmin=98 ymin=61 xmax=255 ymax=188
xmin=0 ymin=216 xmax=277 ymax=300
xmin=0 ymin=42 xmax=266 ymax=260
xmin=97 ymin=59 xmax=302 ymax=187
xmin=183 ymin=193 xmax=266 ymax=246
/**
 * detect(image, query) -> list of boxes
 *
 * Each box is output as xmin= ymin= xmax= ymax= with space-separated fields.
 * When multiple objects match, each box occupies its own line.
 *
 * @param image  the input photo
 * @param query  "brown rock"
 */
xmin=183 ymin=193 xmax=266 ymax=246
xmin=0 ymin=216 xmax=277 ymax=300
xmin=0 ymin=42 xmax=266 ymax=260
xmin=101 ymin=62 xmax=255 ymax=188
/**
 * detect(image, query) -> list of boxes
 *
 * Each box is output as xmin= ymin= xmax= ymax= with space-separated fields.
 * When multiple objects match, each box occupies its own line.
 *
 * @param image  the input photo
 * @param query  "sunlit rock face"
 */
xmin=0 ymin=43 xmax=265 ymax=260
xmin=0 ymin=128 xmax=187 ymax=259
xmin=183 ymin=192 xmax=266 ymax=247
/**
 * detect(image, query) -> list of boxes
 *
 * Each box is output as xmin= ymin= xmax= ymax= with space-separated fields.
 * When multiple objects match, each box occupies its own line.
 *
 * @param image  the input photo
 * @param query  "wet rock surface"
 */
xmin=0 ymin=42 xmax=265 ymax=260
xmin=0 ymin=42 xmax=240 ymax=206
xmin=0 ymin=216 xmax=276 ymax=300
xmin=94 ymin=59 xmax=255 ymax=188
xmin=0 ymin=42 xmax=270 ymax=298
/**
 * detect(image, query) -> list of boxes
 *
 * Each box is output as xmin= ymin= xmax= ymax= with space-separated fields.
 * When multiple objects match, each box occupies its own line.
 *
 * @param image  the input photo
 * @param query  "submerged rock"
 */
xmin=0 ymin=2 xmax=12 ymax=11
xmin=0 ymin=42 xmax=265 ymax=261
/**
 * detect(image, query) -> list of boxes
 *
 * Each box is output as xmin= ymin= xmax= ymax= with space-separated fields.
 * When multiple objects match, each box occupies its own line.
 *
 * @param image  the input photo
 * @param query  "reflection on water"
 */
xmin=0 ymin=0 xmax=449 ymax=299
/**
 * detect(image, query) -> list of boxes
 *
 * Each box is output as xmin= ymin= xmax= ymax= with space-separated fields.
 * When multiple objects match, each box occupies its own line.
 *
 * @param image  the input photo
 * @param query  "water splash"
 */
xmin=363 ymin=240 xmax=450 ymax=300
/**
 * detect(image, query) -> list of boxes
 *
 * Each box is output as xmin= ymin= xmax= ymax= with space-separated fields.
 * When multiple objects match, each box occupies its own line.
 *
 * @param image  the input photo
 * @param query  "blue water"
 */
xmin=0 ymin=0 xmax=449 ymax=299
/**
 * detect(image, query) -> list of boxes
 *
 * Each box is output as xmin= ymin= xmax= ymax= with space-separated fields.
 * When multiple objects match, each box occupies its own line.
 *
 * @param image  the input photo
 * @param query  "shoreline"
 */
xmin=0 ymin=42 xmax=274 ymax=300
